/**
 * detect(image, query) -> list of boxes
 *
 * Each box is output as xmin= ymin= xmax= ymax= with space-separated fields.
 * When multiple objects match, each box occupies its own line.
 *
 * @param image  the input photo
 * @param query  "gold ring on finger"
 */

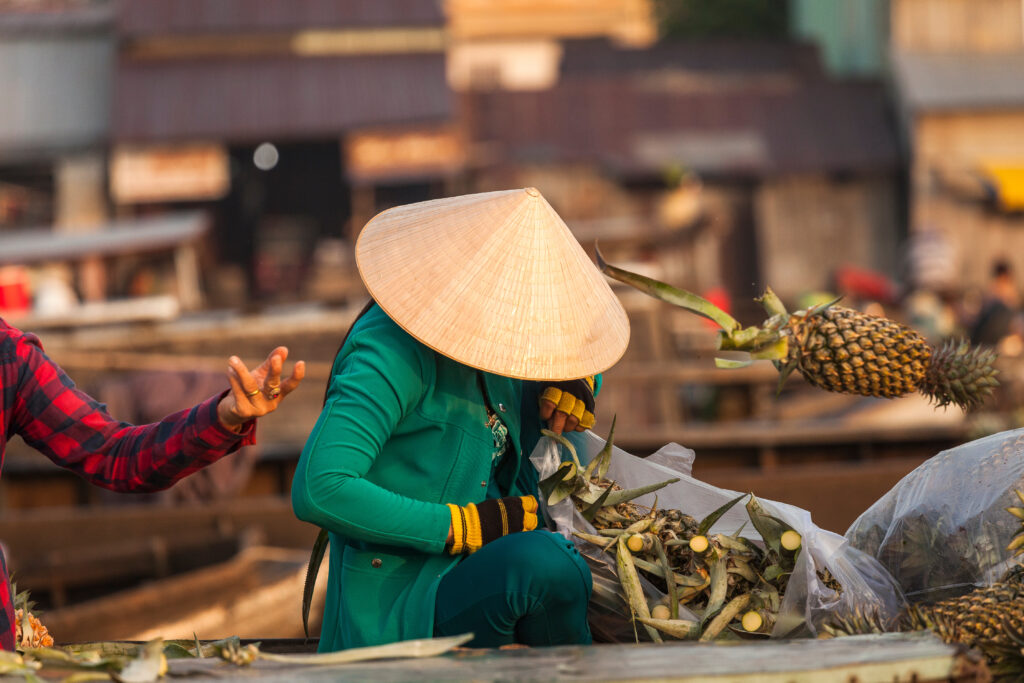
xmin=266 ymin=386 xmax=282 ymax=399
xmin=245 ymin=387 xmax=260 ymax=397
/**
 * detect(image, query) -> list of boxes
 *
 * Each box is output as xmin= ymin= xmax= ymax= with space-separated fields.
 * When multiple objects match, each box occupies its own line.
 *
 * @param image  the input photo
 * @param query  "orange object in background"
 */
xmin=0 ymin=267 xmax=30 ymax=315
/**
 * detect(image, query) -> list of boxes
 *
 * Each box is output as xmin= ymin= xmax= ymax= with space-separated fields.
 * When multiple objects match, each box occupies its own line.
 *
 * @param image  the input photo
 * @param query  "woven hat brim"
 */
xmin=355 ymin=188 xmax=630 ymax=381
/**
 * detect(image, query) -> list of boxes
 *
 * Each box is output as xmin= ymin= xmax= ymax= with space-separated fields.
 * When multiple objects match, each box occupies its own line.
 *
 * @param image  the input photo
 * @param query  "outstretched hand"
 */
xmin=217 ymin=346 xmax=306 ymax=432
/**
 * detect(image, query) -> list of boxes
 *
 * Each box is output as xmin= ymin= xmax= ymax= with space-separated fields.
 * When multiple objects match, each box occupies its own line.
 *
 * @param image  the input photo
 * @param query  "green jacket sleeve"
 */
xmin=291 ymin=316 xmax=451 ymax=554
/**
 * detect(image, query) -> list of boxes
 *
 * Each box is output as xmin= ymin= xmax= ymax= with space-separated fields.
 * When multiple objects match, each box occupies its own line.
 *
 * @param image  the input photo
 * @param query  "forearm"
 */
xmin=292 ymin=461 xmax=450 ymax=553
xmin=20 ymin=390 xmax=251 ymax=493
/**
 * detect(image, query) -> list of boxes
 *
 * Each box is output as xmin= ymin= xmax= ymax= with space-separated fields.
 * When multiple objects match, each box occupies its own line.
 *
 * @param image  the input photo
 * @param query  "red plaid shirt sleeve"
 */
xmin=9 ymin=328 xmax=255 ymax=492
xmin=0 ymin=321 xmax=257 ymax=649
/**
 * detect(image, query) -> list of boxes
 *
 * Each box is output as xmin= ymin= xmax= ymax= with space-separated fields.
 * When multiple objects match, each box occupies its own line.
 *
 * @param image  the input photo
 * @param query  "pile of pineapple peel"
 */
xmin=540 ymin=422 xmax=835 ymax=643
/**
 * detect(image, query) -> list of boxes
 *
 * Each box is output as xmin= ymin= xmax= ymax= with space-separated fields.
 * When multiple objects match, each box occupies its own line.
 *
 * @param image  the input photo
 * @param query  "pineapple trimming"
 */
xmin=596 ymin=249 xmax=999 ymax=411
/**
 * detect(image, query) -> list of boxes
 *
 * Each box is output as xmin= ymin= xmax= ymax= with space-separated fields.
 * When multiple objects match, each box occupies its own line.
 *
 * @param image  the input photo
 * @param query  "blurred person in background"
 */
xmin=292 ymin=189 xmax=630 ymax=651
xmin=970 ymin=259 xmax=1022 ymax=348
xmin=0 ymin=316 xmax=306 ymax=650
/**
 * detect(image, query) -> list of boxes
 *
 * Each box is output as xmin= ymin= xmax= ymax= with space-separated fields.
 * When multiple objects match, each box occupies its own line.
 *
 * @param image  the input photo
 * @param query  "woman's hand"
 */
xmin=216 ymin=346 xmax=306 ymax=432
xmin=539 ymin=377 xmax=596 ymax=435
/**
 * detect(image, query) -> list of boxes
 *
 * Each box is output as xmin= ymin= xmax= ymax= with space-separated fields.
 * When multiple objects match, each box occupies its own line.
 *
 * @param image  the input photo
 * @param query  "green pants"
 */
xmin=433 ymin=529 xmax=593 ymax=647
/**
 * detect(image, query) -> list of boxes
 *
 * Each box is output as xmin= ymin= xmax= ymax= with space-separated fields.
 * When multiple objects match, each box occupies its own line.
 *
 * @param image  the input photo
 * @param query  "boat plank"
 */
xmin=162 ymin=632 xmax=981 ymax=682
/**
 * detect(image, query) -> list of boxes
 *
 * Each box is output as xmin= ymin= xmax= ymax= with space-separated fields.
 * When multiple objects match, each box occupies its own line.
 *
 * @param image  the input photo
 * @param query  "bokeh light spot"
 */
xmin=253 ymin=143 xmax=279 ymax=171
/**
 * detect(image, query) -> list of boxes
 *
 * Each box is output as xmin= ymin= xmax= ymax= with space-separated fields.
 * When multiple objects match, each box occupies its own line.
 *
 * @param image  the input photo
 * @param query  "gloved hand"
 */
xmin=539 ymin=377 xmax=596 ymax=433
xmin=446 ymin=495 xmax=539 ymax=555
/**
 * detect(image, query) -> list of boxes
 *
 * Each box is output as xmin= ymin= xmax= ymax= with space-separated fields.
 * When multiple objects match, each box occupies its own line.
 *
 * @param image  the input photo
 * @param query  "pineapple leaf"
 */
xmin=579 ymin=481 xmax=616 ymax=523
xmin=539 ymin=461 xmax=577 ymax=503
xmin=602 ymin=478 xmax=680 ymax=507
xmin=749 ymin=338 xmax=788 ymax=361
xmin=746 ymin=494 xmax=790 ymax=553
xmin=541 ymin=429 xmax=581 ymax=467
xmin=595 ymin=244 xmax=741 ymax=332
xmin=775 ymin=359 xmax=799 ymax=394
xmin=547 ymin=481 xmax=577 ymax=506
xmin=719 ymin=326 xmax=771 ymax=350
xmin=716 ymin=357 xmax=752 ymax=369
xmin=697 ymin=493 xmax=749 ymax=536
xmin=584 ymin=415 xmax=616 ymax=481
xmin=802 ymin=295 xmax=844 ymax=317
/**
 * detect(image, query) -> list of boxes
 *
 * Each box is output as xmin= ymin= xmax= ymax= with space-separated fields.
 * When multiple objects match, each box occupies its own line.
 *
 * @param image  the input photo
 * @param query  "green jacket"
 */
xmin=292 ymin=305 xmax=573 ymax=651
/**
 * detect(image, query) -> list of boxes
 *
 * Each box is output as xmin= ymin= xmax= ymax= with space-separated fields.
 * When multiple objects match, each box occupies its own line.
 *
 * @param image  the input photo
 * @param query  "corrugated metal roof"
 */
xmin=894 ymin=50 xmax=1024 ymax=112
xmin=113 ymin=53 xmax=452 ymax=142
xmin=0 ymin=211 xmax=207 ymax=265
xmin=116 ymin=0 xmax=444 ymax=36
xmin=561 ymin=38 xmax=826 ymax=80
xmin=464 ymin=73 xmax=899 ymax=177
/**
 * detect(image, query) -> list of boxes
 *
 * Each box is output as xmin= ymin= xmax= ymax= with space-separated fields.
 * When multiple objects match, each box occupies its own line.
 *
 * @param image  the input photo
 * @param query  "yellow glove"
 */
xmin=446 ymin=495 xmax=539 ymax=555
xmin=539 ymin=377 xmax=596 ymax=431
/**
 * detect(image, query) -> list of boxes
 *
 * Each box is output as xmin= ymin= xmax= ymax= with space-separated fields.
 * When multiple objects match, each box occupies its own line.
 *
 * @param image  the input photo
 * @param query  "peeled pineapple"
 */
xmin=15 ymin=609 xmax=53 ymax=649
xmin=12 ymin=585 xmax=52 ymax=649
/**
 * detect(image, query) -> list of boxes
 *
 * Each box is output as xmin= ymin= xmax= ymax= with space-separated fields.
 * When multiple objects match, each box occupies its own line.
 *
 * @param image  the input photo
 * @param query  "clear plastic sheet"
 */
xmin=531 ymin=432 xmax=904 ymax=640
xmin=846 ymin=428 xmax=1024 ymax=602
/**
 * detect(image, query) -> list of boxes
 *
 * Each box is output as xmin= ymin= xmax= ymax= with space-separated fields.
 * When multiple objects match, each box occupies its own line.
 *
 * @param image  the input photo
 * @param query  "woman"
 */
xmin=292 ymin=188 xmax=630 ymax=650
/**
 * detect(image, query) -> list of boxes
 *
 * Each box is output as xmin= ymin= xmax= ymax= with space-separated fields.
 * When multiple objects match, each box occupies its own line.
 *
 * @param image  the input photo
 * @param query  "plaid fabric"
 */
xmin=0 ymin=551 xmax=11 ymax=651
xmin=0 ymin=318 xmax=255 ymax=649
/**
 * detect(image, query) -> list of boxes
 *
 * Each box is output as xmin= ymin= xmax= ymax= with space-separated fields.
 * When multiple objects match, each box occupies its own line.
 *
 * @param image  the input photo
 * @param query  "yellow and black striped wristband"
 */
xmin=446 ymin=503 xmax=467 ymax=555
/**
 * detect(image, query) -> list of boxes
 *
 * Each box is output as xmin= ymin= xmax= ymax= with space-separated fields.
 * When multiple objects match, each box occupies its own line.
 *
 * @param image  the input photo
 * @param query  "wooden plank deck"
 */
xmin=161 ymin=632 xmax=984 ymax=682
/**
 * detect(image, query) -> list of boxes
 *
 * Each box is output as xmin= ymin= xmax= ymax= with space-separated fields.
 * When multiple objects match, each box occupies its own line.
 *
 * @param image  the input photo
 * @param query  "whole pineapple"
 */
xmin=900 ymin=564 xmax=1024 ymax=651
xmin=783 ymin=306 xmax=998 ymax=410
xmin=596 ymin=249 xmax=999 ymax=412
xmin=823 ymin=495 xmax=1024 ymax=677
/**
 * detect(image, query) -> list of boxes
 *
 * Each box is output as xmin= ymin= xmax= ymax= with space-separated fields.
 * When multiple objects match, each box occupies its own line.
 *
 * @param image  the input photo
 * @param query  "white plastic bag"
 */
xmin=846 ymin=428 xmax=1024 ymax=601
xmin=531 ymin=432 xmax=904 ymax=639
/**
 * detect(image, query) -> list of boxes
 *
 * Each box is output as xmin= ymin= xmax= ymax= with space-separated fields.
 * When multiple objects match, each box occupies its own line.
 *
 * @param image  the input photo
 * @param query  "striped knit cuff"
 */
xmin=464 ymin=503 xmax=483 ymax=554
xmin=446 ymin=504 xmax=467 ymax=555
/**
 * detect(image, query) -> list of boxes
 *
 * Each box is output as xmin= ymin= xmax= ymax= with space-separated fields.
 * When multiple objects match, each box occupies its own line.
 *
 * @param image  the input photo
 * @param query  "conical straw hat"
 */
xmin=355 ymin=187 xmax=630 ymax=381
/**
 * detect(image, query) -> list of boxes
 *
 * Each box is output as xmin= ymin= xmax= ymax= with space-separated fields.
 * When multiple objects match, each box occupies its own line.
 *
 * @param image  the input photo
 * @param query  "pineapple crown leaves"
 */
xmin=920 ymin=339 xmax=999 ymax=412
xmin=9 ymin=578 xmax=36 ymax=616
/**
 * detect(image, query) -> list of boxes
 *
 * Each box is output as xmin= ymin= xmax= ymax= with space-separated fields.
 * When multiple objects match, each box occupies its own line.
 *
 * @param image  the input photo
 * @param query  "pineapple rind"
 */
xmin=785 ymin=306 xmax=930 ymax=399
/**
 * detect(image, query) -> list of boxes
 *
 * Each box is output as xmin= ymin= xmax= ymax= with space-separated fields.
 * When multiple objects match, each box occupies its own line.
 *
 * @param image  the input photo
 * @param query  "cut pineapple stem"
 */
xmin=756 ymin=287 xmax=788 ymax=318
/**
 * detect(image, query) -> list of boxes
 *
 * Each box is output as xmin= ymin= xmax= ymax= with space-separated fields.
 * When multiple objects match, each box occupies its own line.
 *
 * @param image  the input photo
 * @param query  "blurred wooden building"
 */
xmin=461 ymin=38 xmax=903 ymax=317
xmin=891 ymin=0 xmax=1024 ymax=293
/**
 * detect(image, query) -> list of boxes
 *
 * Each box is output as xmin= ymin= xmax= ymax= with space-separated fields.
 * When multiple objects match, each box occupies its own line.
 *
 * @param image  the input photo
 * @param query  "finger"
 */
xmin=565 ymin=415 xmax=580 ymax=432
xmin=548 ymin=410 xmax=568 ymax=435
xmin=264 ymin=347 xmax=287 ymax=388
xmin=229 ymin=356 xmax=261 ymax=399
xmin=539 ymin=399 xmax=556 ymax=421
xmin=279 ymin=360 xmax=307 ymax=397
xmin=225 ymin=365 xmax=248 ymax=407
xmin=556 ymin=391 xmax=577 ymax=415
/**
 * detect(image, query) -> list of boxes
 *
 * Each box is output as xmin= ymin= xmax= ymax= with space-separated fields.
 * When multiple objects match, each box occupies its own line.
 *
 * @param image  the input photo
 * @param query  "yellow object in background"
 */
xmin=982 ymin=163 xmax=1024 ymax=211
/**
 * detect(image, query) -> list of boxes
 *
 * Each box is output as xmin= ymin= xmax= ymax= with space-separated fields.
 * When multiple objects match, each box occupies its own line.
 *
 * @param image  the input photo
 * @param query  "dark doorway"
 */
xmin=218 ymin=141 xmax=348 ymax=303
